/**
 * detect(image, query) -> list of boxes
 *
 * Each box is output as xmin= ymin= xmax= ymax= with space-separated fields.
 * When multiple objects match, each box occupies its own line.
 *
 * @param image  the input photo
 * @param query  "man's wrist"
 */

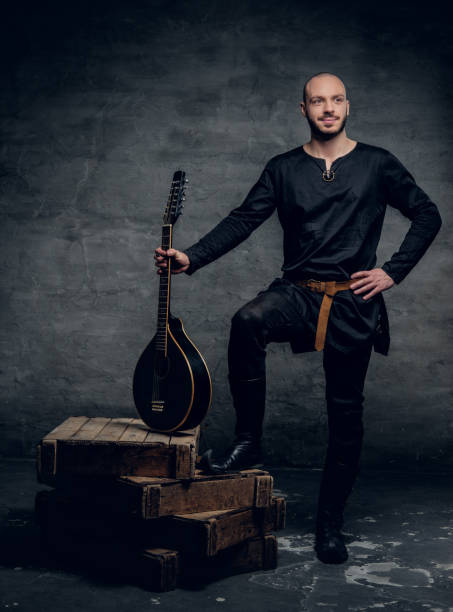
xmin=380 ymin=264 xmax=400 ymax=285
xmin=181 ymin=249 xmax=196 ymax=275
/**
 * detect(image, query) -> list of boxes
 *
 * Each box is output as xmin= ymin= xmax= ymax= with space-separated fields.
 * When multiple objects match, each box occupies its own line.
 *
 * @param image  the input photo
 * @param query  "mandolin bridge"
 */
xmin=150 ymin=400 xmax=165 ymax=413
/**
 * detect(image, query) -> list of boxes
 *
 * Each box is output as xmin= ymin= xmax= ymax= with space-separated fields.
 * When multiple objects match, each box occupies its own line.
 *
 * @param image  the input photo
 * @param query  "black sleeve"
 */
xmin=380 ymin=151 xmax=442 ymax=284
xmin=182 ymin=163 xmax=277 ymax=275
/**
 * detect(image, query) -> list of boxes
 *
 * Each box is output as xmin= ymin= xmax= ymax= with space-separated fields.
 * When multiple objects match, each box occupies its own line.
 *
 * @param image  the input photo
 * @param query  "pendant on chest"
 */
xmin=322 ymin=169 xmax=335 ymax=182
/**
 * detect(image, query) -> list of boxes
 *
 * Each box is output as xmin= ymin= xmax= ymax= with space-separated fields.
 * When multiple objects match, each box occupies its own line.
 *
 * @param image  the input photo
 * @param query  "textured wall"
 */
xmin=0 ymin=0 xmax=451 ymax=467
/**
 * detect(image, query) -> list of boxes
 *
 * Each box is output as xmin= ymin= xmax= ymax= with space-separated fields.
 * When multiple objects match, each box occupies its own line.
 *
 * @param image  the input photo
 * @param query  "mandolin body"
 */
xmin=133 ymin=314 xmax=212 ymax=432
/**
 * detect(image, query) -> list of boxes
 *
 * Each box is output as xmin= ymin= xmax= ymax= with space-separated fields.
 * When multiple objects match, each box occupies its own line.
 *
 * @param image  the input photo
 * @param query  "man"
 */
xmin=154 ymin=73 xmax=442 ymax=564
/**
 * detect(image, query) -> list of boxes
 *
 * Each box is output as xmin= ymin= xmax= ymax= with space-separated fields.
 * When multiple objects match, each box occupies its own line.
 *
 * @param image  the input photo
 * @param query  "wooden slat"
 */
xmin=119 ymin=421 xmax=150 ymax=443
xmin=144 ymin=429 xmax=172 ymax=445
xmin=43 ymin=416 xmax=90 ymax=441
xmin=94 ymin=418 xmax=135 ymax=442
xmin=71 ymin=417 xmax=111 ymax=441
xmin=37 ymin=441 xmax=57 ymax=478
xmin=139 ymin=548 xmax=179 ymax=591
xmin=167 ymin=428 xmax=200 ymax=446
xmin=255 ymin=473 xmax=274 ymax=507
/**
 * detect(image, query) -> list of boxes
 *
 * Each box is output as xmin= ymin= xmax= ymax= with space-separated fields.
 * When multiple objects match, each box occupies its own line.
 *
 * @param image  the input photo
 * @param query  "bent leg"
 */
xmin=228 ymin=284 xmax=312 ymax=437
xmin=228 ymin=283 xmax=312 ymax=381
xmin=202 ymin=281 xmax=312 ymax=474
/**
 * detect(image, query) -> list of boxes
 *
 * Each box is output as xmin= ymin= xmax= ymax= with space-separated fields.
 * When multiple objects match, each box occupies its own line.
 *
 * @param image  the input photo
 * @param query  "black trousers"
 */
xmin=227 ymin=280 xmax=373 ymax=514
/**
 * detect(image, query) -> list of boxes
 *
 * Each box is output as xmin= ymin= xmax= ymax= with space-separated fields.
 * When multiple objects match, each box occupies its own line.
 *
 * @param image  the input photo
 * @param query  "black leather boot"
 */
xmin=200 ymin=376 xmax=265 ymax=474
xmin=314 ymin=461 xmax=358 ymax=564
xmin=315 ymin=508 xmax=348 ymax=564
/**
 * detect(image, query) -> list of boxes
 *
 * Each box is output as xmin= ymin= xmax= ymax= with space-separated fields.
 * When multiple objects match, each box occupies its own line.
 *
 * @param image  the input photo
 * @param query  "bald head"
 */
xmin=302 ymin=72 xmax=347 ymax=105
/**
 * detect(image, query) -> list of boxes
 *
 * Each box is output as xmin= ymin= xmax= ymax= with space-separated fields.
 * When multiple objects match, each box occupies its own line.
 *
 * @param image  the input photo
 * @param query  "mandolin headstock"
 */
xmin=163 ymin=170 xmax=188 ymax=225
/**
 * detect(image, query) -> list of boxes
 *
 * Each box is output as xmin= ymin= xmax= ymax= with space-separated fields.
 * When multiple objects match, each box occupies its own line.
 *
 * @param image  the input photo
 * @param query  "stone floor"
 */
xmin=1 ymin=459 xmax=453 ymax=612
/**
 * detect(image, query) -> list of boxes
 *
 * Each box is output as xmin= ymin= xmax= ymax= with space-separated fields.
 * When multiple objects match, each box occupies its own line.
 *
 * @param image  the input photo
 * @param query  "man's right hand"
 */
xmin=154 ymin=247 xmax=190 ymax=275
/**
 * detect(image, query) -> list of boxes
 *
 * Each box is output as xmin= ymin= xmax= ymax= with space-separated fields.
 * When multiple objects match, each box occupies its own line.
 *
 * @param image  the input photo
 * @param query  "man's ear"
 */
xmin=346 ymin=100 xmax=350 ymax=116
xmin=300 ymin=102 xmax=307 ymax=117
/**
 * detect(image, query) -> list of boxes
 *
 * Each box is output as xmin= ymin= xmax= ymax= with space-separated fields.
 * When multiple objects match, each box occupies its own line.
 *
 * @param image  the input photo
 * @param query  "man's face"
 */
xmin=301 ymin=76 xmax=349 ymax=141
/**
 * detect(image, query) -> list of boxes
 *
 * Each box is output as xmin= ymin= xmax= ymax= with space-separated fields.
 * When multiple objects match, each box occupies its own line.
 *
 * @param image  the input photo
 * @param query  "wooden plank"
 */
xmin=119 ymin=421 xmax=149 ymax=443
xmin=122 ymin=469 xmax=273 ymax=519
xmin=255 ymin=473 xmax=274 ymax=507
xmin=71 ymin=417 xmax=111 ymax=441
xmin=177 ymin=534 xmax=278 ymax=583
xmin=56 ymin=443 xmax=174 ymax=479
xmin=36 ymin=442 xmax=56 ymax=481
xmin=94 ymin=418 xmax=135 ymax=442
xmin=168 ymin=427 xmax=200 ymax=446
xmin=144 ymin=429 xmax=173 ymax=445
xmin=174 ymin=446 xmax=194 ymax=481
xmin=43 ymin=416 xmax=90 ymax=441
xmin=272 ymin=496 xmax=286 ymax=531
xmin=36 ymin=482 xmax=148 ymax=521
xmin=37 ymin=441 xmax=55 ymax=479
xmin=156 ymin=472 xmax=273 ymax=516
xmin=138 ymin=548 xmax=179 ymax=591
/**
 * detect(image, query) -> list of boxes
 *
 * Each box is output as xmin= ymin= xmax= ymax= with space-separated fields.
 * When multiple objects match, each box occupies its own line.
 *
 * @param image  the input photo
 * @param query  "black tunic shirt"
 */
xmin=182 ymin=142 xmax=442 ymax=354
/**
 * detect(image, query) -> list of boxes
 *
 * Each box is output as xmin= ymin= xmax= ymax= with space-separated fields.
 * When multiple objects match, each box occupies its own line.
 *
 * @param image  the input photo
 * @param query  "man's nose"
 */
xmin=324 ymin=100 xmax=334 ymax=113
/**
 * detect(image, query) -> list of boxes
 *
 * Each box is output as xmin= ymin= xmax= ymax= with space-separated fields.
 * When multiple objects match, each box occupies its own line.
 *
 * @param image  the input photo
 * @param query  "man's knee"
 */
xmin=231 ymin=304 xmax=265 ymax=335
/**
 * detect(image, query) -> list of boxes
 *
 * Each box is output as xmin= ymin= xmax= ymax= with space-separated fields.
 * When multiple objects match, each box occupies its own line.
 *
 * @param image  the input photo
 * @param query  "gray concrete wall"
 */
xmin=0 ymin=0 xmax=451 ymax=468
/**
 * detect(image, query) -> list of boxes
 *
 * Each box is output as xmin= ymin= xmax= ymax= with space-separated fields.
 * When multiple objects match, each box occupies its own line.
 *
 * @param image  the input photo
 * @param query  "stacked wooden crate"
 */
xmin=35 ymin=416 xmax=285 ymax=591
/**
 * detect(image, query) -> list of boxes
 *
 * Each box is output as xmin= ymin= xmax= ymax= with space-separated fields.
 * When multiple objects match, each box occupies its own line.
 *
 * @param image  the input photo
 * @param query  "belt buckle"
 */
xmin=306 ymin=278 xmax=325 ymax=293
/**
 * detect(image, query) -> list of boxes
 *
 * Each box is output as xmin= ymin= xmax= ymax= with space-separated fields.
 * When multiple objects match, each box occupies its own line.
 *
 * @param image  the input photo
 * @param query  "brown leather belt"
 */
xmin=295 ymin=279 xmax=354 ymax=351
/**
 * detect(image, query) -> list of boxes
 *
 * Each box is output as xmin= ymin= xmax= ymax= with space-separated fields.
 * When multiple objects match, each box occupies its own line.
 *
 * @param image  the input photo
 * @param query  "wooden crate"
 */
xmin=140 ymin=534 xmax=278 ymax=588
xmin=38 ymin=514 xmax=277 ymax=592
xmin=40 ymin=468 xmax=273 ymax=519
xmin=156 ymin=496 xmax=286 ymax=556
xmin=123 ymin=469 xmax=274 ymax=518
xmin=36 ymin=490 xmax=280 ymax=591
xmin=37 ymin=416 xmax=199 ymax=482
xmin=36 ymin=489 xmax=285 ymax=558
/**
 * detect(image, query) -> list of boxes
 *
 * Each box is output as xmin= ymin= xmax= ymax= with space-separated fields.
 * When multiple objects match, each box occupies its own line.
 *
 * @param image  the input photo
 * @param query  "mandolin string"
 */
xmin=151 ymin=176 xmax=177 ymax=406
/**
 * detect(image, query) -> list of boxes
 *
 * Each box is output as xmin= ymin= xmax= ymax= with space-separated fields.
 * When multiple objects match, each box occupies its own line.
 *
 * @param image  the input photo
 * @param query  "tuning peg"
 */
xmin=182 ymin=197 xmax=186 ymax=201
xmin=185 ymin=179 xmax=189 ymax=183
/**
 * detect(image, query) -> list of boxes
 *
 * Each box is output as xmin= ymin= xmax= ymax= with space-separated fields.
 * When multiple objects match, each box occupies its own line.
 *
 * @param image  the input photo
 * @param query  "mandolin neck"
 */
xmin=155 ymin=223 xmax=172 ymax=354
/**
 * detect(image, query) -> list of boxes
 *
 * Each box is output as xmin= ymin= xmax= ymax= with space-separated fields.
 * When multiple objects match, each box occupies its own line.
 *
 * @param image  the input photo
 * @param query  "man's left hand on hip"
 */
xmin=350 ymin=268 xmax=395 ymax=300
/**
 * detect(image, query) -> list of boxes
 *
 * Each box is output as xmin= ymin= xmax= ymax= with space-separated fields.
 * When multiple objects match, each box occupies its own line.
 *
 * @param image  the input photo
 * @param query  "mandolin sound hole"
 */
xmin=155 ymin=354 xmax=170 ymax=378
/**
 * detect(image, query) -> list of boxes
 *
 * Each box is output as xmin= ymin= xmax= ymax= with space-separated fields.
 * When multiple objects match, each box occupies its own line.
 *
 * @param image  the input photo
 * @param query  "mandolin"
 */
xmin=133 ymin=170 xmax=212 ymax=432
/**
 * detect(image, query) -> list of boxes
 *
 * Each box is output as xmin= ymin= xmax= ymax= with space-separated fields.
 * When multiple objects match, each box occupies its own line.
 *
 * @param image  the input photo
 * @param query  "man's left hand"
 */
xmin=350 ymin=268 xmax=395 ymax=300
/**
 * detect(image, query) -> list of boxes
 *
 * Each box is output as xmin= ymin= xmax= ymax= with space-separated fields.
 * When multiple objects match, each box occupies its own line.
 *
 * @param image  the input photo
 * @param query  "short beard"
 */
xmin=306 ymin=113 xmax=348 ymax=141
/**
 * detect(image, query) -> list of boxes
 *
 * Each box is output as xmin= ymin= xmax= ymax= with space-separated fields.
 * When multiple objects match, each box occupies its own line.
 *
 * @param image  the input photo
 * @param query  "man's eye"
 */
xmin=313 ymin=100 xmax=322 ymax=104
